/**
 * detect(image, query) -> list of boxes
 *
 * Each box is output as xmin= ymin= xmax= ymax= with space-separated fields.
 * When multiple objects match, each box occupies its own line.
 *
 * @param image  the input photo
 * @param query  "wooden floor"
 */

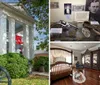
xmin=51 ymin=68 xmax=100 ymax=85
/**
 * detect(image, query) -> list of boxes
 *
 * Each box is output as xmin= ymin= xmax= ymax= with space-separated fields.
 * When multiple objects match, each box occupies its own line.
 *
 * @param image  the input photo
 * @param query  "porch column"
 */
xmin=8 ymin=17 xmax=15 ymax=52
xmin=29 ymin=25 xmax=34 ymax=59
xmin=23 ymin=24 xmax=30 ymax=59
xmin=0 ymin=12 xmax=7 ymax=54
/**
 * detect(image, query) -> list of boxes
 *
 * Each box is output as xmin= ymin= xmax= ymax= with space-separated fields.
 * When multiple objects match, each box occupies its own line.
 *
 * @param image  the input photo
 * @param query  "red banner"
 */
xmin=16 ymin=35 xmax=23 ymax=44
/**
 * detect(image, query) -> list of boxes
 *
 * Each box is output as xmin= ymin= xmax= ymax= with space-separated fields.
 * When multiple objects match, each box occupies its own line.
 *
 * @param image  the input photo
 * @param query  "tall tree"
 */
xmin=19 ymin=0 xmax=49 ymax=51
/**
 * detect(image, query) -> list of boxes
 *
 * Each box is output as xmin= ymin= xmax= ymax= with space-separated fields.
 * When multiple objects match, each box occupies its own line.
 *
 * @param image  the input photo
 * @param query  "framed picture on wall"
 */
xmin=74 ymin=56 xmax=77 ymax=61
xmin=85 ymin=0 xmax=100 ymax=23
xmin=72 ymin=5 xmax=85 ymax=11
xmin=64 ymin=3 xmax=72 ymax=15
xmin=50 ymin=2 xmax=59 ymax=9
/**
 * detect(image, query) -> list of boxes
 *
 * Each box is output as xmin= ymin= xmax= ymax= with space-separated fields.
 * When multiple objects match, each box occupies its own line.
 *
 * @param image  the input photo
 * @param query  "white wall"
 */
xmin=50 ymin=0 xmax=86 ymax=22
xmin=73 ymin=50 xmax=81 ymax=65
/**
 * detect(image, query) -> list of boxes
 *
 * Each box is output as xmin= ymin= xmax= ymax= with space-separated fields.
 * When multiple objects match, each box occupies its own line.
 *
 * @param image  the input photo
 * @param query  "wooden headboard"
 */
xmin=50 ymin=48 xmax=72 ymax=53
xmin=51 ymin=61 xmax=72 ymax=67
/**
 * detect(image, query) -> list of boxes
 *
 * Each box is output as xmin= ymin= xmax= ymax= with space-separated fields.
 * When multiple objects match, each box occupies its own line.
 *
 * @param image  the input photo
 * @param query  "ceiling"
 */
xmin=51 ymin=43 xmax=100 ymax=51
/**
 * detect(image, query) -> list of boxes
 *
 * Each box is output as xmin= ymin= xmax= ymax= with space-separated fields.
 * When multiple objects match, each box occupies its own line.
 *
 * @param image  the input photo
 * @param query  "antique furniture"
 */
xmin=0 ymin=66 xmax=11 ymax=85
xmin=76 ymin=61 xmax=84 ymax=69
xmin=92 ymin=50 xmax=100 ymax=70
xmin=50 ymin=20 xmax=100 ymax=41
xmin=50 ymin=21 xmax=78 ymax=41
xmin=84 ymin=49 xmax=91 ymax=68
xmin=82 ymin=48 xmax=100 ymax=70
xmin=50 ymin=61 xmax=72 ymax=81
xmin=50 ymin=48 xmax=72 ymax=81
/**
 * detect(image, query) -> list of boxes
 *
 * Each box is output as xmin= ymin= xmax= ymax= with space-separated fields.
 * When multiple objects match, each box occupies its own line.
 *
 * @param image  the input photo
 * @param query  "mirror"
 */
xmin=85 ymin=55 xmax=90 ymax=64
xmin=93 ymin=53 xmax=97 ymax=65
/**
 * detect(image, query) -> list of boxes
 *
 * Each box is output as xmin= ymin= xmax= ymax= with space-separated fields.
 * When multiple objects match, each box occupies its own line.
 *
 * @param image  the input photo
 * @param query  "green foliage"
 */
xmin=0 ymin=55 xmax=7 ymax=67
xmin=33 ymin=56 xmax=49 ymax=72
xmin=43 ymin=57 xmax=49 ymax=72
xmin=19 ymin=0 xmax=48 ymax=7
xmin=36 ymin=37 xmax=49 ymax=51
xmin=19 ymin=0 xmax=49 ymax=51
xmin=0 ymin=53 xmax=28 ymax=78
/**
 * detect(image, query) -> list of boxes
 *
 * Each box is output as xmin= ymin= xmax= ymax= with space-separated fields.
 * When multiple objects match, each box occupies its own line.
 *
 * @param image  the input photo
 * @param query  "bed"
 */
xmin=50 ymin=61 xmax=72 ymax=81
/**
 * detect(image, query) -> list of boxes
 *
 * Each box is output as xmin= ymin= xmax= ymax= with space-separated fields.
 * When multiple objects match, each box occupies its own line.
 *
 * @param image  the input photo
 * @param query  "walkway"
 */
xmin=32 ymin=72 xmax=49 ymax=77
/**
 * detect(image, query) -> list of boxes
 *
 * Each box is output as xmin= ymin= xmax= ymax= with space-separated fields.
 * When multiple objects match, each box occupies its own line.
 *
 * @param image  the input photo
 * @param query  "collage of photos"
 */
xmin=0 ymin=0 xmax=100 ymax=85
xmin=50 ymin=43 xmax=100 ymax=85
xmin=50 ymin=0 xmax=100 ymax=85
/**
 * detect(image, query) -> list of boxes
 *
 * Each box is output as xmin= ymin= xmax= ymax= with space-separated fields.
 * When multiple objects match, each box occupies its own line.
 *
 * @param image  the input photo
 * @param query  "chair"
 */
xmin=76 ymin=62 xmax=84 ymax=69
xmin=0 ymin=66 xmax=12 ymax=85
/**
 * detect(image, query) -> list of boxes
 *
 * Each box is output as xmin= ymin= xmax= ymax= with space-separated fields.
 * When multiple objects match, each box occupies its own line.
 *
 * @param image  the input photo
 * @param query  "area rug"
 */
xmin=73 ymin=71 xmax=86 ymax=83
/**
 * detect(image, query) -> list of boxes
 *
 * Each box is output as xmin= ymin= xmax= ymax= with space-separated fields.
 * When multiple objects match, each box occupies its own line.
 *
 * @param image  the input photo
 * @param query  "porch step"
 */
xmin=32 ymin=72 xmax=49 ymax=77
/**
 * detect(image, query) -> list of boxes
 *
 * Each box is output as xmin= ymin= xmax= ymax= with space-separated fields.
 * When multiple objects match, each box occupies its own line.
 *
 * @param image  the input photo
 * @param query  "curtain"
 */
xmin=50 ymin=49 xmax=71 ymax=63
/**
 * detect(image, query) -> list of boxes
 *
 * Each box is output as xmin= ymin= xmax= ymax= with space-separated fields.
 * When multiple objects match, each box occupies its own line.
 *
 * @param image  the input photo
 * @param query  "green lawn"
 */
xmin=0 ymin=75 xmax=49 ymax=85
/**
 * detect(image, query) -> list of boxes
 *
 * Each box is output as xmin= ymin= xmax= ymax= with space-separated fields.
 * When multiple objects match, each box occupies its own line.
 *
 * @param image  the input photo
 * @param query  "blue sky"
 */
xmin=34 ymin=25 xmax=47 ymax=50
xmin=1 ymin=0 xmax=19 ymax=2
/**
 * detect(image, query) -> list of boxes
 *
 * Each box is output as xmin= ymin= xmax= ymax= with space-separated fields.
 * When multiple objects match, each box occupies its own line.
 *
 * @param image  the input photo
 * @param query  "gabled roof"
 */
xmin=8 ymin=3 xmax=31 ymax=16
xmin=0 ymin=2 xmax=34 ymax=24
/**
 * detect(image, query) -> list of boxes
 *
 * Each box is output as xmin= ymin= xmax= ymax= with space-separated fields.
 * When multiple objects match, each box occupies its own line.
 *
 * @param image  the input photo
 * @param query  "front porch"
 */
xmin=0 ymin=2 xmax=34 ymax=59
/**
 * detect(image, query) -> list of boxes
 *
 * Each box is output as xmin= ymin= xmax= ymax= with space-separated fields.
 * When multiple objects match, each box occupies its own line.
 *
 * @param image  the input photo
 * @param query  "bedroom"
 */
xmin=50 ymin=43 xmax=100 ymax=85
xmin=50 ymin=0 xmax=100 ymax=41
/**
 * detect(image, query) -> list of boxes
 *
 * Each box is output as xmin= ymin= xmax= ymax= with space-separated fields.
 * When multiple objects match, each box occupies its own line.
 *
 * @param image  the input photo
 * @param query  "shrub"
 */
xmin=44 ymin=57 xmax=49 ymax=72
xmin=0 ymin=55 xmax=7 ymax=67
xmin=0 ymin=53 xmax=28 ymax=78
xmin=33 ymin=56 xmax=49 ymax=72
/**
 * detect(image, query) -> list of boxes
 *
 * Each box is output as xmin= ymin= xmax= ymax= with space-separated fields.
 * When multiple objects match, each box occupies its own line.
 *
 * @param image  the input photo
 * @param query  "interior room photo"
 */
xmin=50 ymin=0 xmax=100 ymax=41
xmin=50 ymin=43 xmax=100 ymax=85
